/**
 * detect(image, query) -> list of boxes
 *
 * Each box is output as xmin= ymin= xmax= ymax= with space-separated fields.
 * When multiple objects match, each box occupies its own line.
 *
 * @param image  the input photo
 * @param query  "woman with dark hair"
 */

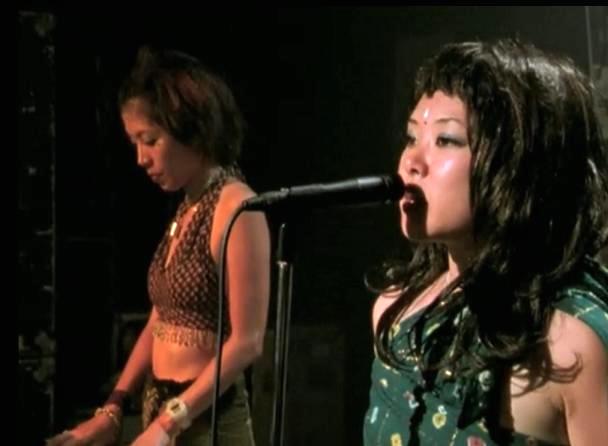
xmin=48 ymin=46 xmax=270 ymax=445
xmin=364 ymin=39 xmax=608 ymax=445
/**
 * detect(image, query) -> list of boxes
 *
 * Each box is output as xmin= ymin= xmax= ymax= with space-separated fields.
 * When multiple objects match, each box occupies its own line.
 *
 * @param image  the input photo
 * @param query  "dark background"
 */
xmin=18 ymin=6 xmax=605 ymax=445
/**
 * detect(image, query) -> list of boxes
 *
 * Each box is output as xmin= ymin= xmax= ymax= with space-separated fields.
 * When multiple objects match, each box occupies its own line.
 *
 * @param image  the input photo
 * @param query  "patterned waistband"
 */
xmin=151 ymin=320 xmax=217 ymax=348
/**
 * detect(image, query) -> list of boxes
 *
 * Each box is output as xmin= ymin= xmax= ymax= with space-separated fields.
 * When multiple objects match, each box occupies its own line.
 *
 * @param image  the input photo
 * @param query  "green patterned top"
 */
xmin=364 ymin=258 xmax=608 ymax=446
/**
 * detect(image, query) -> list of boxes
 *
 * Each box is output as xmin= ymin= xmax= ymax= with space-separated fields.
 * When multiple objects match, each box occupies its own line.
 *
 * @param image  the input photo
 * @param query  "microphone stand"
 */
xmin=270 ymin=221 xmax=294 ymax=446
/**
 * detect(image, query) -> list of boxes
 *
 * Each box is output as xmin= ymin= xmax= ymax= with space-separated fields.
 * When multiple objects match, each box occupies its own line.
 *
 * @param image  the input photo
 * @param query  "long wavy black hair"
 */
xmin=372 ymin=39 xmax=608 ymax=379
xmin=118 ymin=45 xmax=245 ymax=167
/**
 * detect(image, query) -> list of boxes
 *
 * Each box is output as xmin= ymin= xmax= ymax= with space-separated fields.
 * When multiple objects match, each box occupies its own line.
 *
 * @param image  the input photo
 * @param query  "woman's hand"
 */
xmin=46 ymin=410 xmax=120 ymax=446
xmin=130 ymin=420 xmax=170 ymax=446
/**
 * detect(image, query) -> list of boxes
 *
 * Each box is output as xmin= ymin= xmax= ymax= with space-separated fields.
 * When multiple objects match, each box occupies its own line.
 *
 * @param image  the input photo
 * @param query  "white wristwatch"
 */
xmin=164 ymin=397 xmax=192 ymax=431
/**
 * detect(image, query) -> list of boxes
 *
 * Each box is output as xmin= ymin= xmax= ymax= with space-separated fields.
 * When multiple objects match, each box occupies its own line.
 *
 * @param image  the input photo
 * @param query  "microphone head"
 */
xmin=382 ymin=174 xmax=405 ymax=202
xmin=241 ymin=173 xmax=405 ymax=212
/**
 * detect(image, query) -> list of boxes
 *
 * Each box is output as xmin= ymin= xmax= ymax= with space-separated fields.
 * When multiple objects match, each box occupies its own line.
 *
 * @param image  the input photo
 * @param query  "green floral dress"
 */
xmin=364 ymin=258 xmax=608 ymax=446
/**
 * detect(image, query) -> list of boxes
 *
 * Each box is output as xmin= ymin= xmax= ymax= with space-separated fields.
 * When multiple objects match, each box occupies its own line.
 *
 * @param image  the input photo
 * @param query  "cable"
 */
xmin=209 ymin=202 xmax=247 ymax=446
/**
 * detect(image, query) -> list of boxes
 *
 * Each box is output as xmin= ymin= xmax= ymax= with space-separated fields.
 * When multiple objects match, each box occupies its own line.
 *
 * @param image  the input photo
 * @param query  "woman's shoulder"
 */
xmin=552 ymin=257 xmax=608 ymax=351
xmin=213 ymin=177 xmax=257 ymax=216
xmin=548 ymin=308 xmax=606 ymax=360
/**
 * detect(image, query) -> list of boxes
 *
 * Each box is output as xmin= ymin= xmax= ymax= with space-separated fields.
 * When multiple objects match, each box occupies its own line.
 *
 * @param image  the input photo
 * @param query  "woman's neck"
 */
xmin=446 ymin=240 xmax=477 ymax=280
xmin=184 ymin=164 xmax=223 ymax=205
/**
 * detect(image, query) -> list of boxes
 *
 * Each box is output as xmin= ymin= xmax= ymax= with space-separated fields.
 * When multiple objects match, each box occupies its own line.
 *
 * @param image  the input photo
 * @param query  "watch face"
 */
xmin=165 ymin=398 xmax=191 ymax=430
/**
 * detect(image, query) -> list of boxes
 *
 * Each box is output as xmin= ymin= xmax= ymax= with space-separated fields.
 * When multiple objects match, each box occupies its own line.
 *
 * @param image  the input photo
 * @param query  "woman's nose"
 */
xmin=136 ymin=145 xmax=151 ymax=168
xmin=399 ymin=147 xmax=427 ymax=179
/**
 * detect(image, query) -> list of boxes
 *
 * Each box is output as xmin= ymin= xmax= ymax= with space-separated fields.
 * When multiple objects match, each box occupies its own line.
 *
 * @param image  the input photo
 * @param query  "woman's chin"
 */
xmin=155 ymin=180 xmax=179 ymax=193
xmin=401 ymin=217 xmax=428 ymax=242
xmin=401 ymin=227 xmax=427 ymax=242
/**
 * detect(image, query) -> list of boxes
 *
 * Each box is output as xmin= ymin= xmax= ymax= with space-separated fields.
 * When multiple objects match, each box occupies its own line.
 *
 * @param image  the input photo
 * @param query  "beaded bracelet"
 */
xmin=104 ymin=389 xmax=128 ymax=408
xmin=95 ymin=406 xmax=121 ymax=430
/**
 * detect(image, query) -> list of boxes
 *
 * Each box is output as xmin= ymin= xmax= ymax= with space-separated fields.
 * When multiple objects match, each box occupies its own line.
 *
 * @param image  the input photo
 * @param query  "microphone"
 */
xmin=241 ymin=174 xmax=404 ymax=211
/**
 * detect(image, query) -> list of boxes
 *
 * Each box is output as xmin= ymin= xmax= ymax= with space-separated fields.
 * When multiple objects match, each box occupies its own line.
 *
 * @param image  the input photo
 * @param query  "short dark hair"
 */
xmin=118 ymin=46 xmax=245 ymax=166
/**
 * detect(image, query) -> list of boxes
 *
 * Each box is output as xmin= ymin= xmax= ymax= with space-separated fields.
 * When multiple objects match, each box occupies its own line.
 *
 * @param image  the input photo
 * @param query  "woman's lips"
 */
xmin=401 ymin=185 xmax=425 ymax=211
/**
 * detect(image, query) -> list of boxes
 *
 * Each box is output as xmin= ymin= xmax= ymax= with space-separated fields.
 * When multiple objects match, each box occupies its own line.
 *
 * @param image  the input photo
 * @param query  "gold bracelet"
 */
xmin=95 ymin=406 xmax=121 ymax=430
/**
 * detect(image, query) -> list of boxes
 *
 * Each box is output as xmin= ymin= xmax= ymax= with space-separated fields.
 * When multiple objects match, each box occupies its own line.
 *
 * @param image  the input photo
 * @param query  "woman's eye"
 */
xmin=437 ymin=136 xmax=466 ymax=147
